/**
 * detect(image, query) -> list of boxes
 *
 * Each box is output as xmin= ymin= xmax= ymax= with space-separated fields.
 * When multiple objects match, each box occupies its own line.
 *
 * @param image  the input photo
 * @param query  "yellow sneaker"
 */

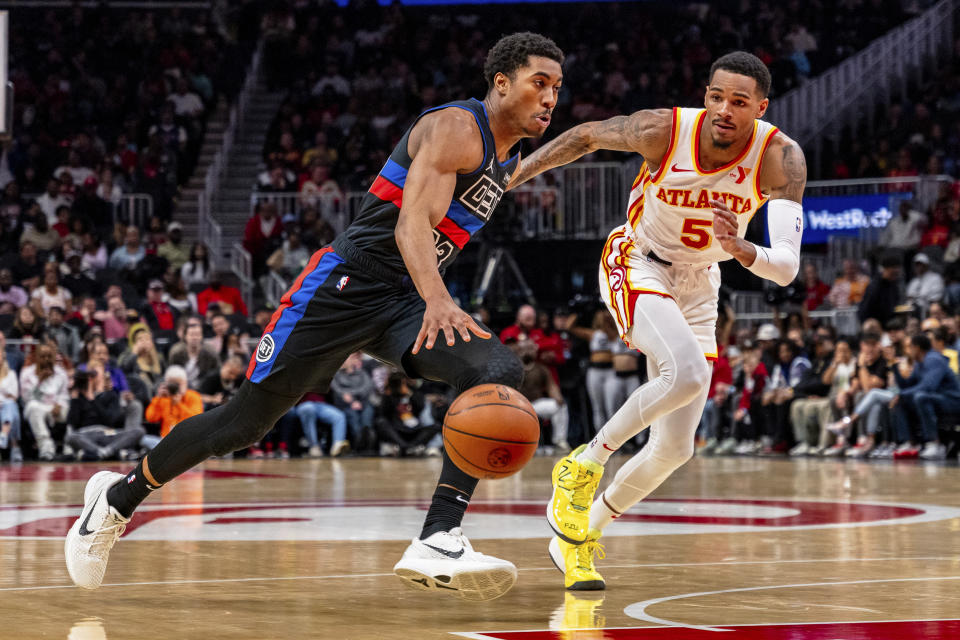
xmin=548 ymin=529 xmax=605 ymax=590
xmin=547 ymin=444 xmax=604 ymax=544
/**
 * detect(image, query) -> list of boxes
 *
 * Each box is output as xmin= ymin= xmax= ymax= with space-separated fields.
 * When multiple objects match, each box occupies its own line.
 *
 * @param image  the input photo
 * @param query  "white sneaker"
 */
xmin=919 ymin=441 xmax=947 ymax=460
xmin=424 ymin=446 xmax=442 ymax=457
xmin=715 ymin=437 xmax=738 ymax=455
xmin=393 ymin=527 xmax=517 ymax=601
xmin=788 ymin=442 xmax=810 ymax=457
xmin=307 ymin=445 xmax=324 ymax=458
xmin=330 ymin=440 xmax=350 ymax=457
xmin=64 ymin=471 xmax=129 ymax=589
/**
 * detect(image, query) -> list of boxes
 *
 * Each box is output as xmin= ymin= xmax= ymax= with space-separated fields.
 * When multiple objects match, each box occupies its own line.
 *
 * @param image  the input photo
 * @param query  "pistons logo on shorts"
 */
xmin=609 ymin=266 xmax=626 ymax=292
xmin=255 ymin=334 xmax=276 ymax=363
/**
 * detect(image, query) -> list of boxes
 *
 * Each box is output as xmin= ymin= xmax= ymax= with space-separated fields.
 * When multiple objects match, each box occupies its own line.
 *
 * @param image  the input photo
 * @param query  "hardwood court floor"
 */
xmin=2 ymin=454 xmax=960 ymax=639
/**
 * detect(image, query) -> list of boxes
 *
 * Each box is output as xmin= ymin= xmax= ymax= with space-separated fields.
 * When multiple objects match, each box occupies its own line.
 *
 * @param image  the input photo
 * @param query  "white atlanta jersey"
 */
xmin=623 ymin=107 xmax=779 ymax=268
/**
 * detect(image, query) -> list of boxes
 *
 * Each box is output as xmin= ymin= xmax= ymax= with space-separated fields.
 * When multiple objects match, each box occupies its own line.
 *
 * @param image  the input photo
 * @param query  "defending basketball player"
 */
xmin=64 ymin=32 xmax=563 ymax=601
xmin=510 ymin=52 xmax=804 ymax=589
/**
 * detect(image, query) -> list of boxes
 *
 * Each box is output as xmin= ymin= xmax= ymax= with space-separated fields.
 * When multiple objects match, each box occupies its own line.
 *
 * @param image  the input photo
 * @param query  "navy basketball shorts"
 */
xmin=245 ymin=247 xmax=519 ymax=397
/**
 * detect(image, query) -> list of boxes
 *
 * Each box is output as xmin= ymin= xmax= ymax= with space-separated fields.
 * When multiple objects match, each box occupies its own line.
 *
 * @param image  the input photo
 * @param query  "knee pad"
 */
xmin=459 ymin=342 xmax=523 ymax=392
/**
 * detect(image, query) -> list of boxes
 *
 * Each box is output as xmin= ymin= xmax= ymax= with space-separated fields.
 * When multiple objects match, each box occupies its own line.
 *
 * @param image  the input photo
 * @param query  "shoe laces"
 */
xmin=568 ymin=468 xmax=599 ymax=510
xmin=576 ymin=539 xmax=605 ymax=570
xmin=87 ymin=515 xmax=127 ymax=558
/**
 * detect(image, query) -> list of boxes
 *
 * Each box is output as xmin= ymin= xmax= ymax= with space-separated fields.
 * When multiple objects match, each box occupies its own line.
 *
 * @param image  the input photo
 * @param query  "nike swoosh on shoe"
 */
xmin=423 ymin=543 xmax=465 ymax=559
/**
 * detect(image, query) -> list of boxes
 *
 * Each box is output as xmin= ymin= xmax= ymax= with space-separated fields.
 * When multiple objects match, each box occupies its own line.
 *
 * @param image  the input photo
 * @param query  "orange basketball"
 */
xmin=442 ymin=384 xmax=540 ymax=479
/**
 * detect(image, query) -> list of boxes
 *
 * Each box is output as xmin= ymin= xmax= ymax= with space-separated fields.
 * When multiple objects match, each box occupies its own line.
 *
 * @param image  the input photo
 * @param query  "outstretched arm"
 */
xmin=508 ymin=109 xmax=673 ymax=188
xmin=712 ymin=133 xmax=806 ymax=286
xmin=395 ymin=109 xmax=491 ymax=353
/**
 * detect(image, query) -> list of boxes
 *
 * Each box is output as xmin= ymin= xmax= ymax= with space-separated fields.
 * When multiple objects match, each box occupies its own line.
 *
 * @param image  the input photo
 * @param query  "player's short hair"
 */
xmin=484 ymin=32 xmax=564 ymax=91
xmin=709 ymin=51 xmax=772 ymax=98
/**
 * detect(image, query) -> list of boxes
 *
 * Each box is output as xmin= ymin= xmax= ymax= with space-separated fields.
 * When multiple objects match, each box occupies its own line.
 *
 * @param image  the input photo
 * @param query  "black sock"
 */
xmin=420 ymin=452 xmax=480 ymax=539
xmin=106 ymin=459 xmax=160 ymax=519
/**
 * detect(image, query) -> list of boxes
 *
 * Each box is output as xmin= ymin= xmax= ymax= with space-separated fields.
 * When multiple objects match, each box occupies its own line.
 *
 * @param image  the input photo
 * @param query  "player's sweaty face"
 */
xmin=505 ymin=56 xmax=562 ymax=138
xmin=703 ymin=70 xmax=768 ymax=149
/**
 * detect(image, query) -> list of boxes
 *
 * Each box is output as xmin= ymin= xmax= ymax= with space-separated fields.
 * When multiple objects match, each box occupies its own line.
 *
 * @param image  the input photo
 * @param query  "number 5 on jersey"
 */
xmin=680 ymin=218 xmax=713 ymax=250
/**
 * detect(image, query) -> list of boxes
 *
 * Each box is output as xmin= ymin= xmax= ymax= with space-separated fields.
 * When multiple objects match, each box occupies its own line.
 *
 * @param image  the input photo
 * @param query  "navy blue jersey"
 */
xmin=339 ymin=98 xmax=519 ymax=276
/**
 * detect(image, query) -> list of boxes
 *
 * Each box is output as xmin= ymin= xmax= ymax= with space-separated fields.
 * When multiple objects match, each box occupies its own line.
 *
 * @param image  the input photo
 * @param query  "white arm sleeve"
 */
xmin=747 ymin=199 xmax=803 ymax=287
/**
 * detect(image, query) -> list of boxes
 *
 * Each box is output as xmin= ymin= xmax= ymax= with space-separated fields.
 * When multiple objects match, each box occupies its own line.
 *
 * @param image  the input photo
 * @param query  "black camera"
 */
xmin=166 ymin=382 xmax=181 ymax=395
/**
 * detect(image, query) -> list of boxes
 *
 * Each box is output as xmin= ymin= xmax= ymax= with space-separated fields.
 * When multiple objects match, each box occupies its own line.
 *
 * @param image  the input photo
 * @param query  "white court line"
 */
xmin=623 ymin=575 xmax=960 ymax=632
xmin=450 ymin=617 xmax=960 ymax=639
xmin=0 ymin=555 xmax=952 ymax=593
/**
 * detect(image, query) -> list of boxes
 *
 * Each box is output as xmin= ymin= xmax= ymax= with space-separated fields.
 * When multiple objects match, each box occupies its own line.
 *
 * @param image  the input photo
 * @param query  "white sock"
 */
xmin=588 ymin=491 xmax=622 ymax=532
xmin=578 ymin=429 xmax=618 ymax=466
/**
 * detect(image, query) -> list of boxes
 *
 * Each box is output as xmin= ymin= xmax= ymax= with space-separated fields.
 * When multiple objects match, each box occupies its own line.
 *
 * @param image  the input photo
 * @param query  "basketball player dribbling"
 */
xmin=511 ymin=52 xmax=805 ymax=590
xmin=64 ymin=32 xmax=564 ymax=602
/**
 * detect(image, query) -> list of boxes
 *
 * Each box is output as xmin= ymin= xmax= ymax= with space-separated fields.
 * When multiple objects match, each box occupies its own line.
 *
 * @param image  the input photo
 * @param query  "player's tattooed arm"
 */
xmin=760 ymin=134 xmax=807 ymax=204
xmin=509 ymin=109 xmax=673 ymax=188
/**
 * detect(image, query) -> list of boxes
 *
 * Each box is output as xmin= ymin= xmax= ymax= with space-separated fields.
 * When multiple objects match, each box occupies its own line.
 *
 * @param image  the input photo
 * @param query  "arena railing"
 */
xmin=767 ymin=0 xmax=954 ymax=169
xmin=230 ymin=241 xmax=254 ymax=314
xmin=25 ymin=192 xmax=154 ymax=231
xmin=199 ymin=40 xmax=263 ymax=271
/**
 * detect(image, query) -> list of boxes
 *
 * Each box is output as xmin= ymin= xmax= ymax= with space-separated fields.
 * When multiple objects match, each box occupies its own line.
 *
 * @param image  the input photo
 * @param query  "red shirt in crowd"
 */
xmin=804 ymin=279 xmax=831 ymax=311
xmin=197 ymin=285 xmax=248 ymax=316
xmin=242 ymin=213 xmax=283 ymax=258
xmin=707 ymin=345 xmax=733 ymax=400
xmin=149 ymin=300 xmax=176 ymax=331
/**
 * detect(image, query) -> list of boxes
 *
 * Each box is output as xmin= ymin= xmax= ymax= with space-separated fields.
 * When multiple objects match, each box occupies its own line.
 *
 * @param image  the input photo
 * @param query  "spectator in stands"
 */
xmin=859 ymin=254 xmax=903 ymax=325
xmin=20 ymin=343 xmax=69 ymax=460
xmin=243 ymin=201 xmax=284 ymax=276
xmin=148 ymin=104 xmax=188 ymax=159
xmin=140 ymin=279 xmax=179 ymax=335
xmin=80 ymin=341 xmax=130 ymax=395
xmin=198 ymin=355 xmax=245 ymax=410
xmin=65 ymin=366 xmax=144 ymax=461
xmin=0 ymin=268 xmax=28 ymax=309
xmin=10 ymin=241 xmax=43 ymax=290
xmin=266 ymin=228 xmax=310 ymax=279
xmin=72 ymin=176 xmax=113 ymax=238
xmin=758 ymin=339 xmax=811 ymax=454
xmin=196 ymin=274 xmax=248 ymax=317
xmin=96 ymin=168 xmax=123 ymax=206
xmin=19 ymin=208 xmax=60 ymax=254
xmin=163 ymin=271 xmax=196 ymax=315
xmin=827 ymin=259 xmax=871 ymax=308
xmin=256 ymin=165 xmax=296 ymax=193
xmin=722 ymin=344 xmax=769 ymax=455
xmin=0 ymin=347 xmax=21 ymax=462
xmin=81 ymin=232 xmax=107 ymax=272
xmin=168 ymin=78 xmax=205 ymax=120
xmin=515 ymin=338 xmax=569 ymax=453
xmin=826 ymin=332 xmax=893 ymax=458
xmin=500 ymin=305 xmax=542 ymax=344
xmin=60 ymin=251 xmax=99 ymax=299
xmin=10 ymin=306 xmax=43 ymax=341
xmin=929 ymin=325 xmax=959 ymax=374
xmin=881 ymin=200 xmax=925 ymax=252
xmin=46 ymin=306 xmax=81 ymax=362
xmin=54 ymin=150 xmax=95 ymax=186
xmin=299 ymin=163 xmax=344 ymax=211
xmin=330 ymin=353 xmax=375 ymax=452
xmin=204 ymin=312 xmax=232 ymax=360
xmin=145 ymin=365 xmax=203 ymax=439
xmin=37 ymin=178 xmax=71 ymax=225
xmin=100 ymin=295 xmax=131 ymax=342
xmin=157 ymin=222 xmax=189 ymax=271
xmin=109 ymin=226 xmax=146 ymax=272
xmin=905 ymin=253 xmax=944 ymax=312
xmin=891 ymin=333 xmax=960 ymax=460
xmin=801 ymin=261 xmax=831 ymax=311
xmin=788 ymin=335 xmax=835 ymax=456
xmin=375 ymin=373 xmax=439 ymax=457
xmin=168 ymin=317 xmax=219 ymax=389
xmin=295 ymin=392 xmax=348 ymax=458
xmin=119 ymin=324 xmax=166 ymax=402
xmin=31 ymin=262 xmax=73 ymax=315
xmin=181 ymin=242 xmax=211 ymax=288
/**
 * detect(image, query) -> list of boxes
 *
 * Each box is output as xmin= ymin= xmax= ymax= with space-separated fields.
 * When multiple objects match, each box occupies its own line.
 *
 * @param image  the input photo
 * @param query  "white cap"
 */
xmin=757 ymin=323 xmax=780 ymax=341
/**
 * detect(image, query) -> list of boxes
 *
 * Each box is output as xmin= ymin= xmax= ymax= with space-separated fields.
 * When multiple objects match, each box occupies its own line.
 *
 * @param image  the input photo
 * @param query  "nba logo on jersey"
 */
xmin=796 ymin=216 xmax=802 ymax=232
xmin=255 ymin=334 xmax=275 ymax=363
xmin=336 ymin=275 xmax=350 ymax=291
